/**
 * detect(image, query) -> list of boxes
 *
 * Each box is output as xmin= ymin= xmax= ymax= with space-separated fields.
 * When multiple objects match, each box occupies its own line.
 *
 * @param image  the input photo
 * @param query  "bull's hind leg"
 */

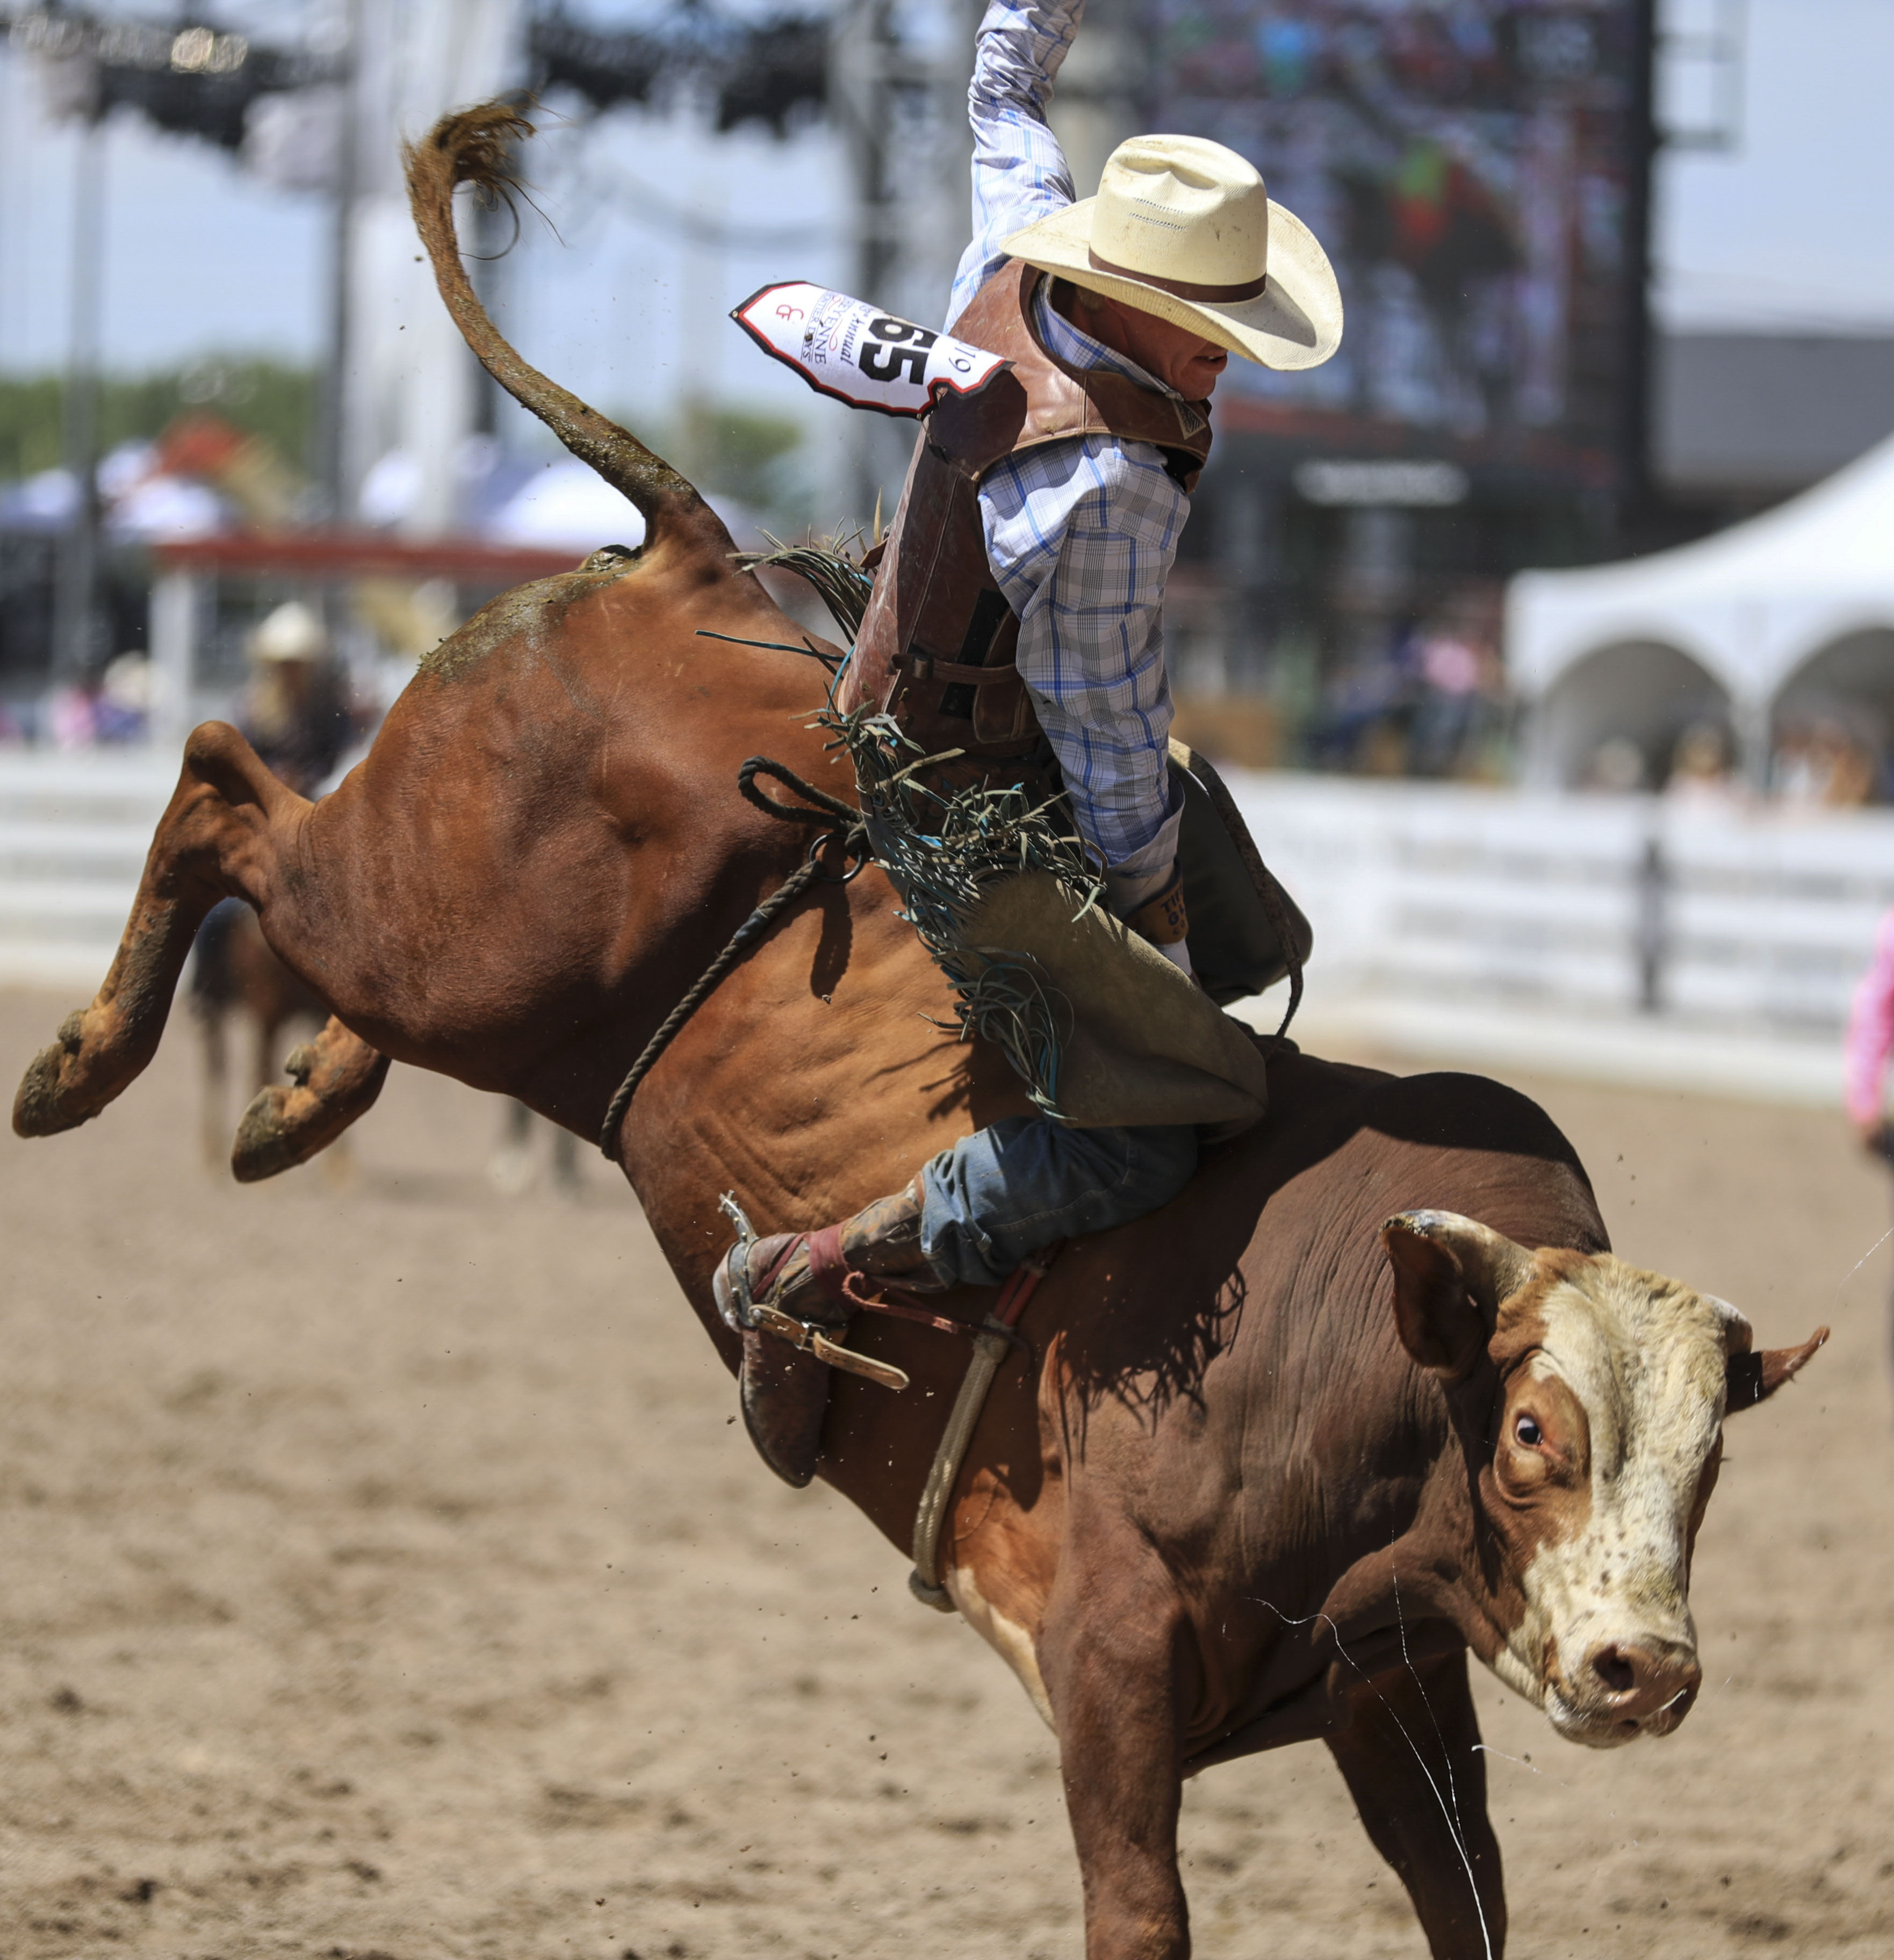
xmin=1325 ymin=1651 xmax=1505 ymax=1959
xmin=232 ymin=1018 xmax=390 ymax=1183
xmin=14 ymin=724 xmax=308 ymax=1138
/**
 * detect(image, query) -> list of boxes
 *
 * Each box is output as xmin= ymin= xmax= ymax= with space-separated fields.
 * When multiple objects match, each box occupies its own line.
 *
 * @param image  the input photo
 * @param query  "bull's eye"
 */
xmin=1514 ymin=1413 xmax=1544 ymax=1449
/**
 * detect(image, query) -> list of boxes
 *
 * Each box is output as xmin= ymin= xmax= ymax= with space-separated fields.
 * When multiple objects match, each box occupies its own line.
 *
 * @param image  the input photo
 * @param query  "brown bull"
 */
xmin=11 ymin=105 xmax=1825 ymax=1960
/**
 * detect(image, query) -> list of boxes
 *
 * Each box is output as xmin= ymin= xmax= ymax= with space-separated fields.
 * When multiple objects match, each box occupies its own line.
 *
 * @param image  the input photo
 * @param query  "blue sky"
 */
xmin=0 ymin=4 xmax=854 ymax=437
xmin=1 ymin=0 xmax=1890 ymax=430
xmin=1655 ymin=0 xmax=1894 ymax=332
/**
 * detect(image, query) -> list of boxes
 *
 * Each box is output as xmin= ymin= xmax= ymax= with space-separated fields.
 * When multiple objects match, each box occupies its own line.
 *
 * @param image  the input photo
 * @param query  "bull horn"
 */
xmin=1725 ymin=1323 xmax=1828 ymax=1413
xmin=403 ymin=102 xmax=719 ymax=549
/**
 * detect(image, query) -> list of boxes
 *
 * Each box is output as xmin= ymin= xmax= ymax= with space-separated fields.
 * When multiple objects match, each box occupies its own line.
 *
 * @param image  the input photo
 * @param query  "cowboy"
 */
xmin=721 ymin=0 xmax=1342 ymax=1483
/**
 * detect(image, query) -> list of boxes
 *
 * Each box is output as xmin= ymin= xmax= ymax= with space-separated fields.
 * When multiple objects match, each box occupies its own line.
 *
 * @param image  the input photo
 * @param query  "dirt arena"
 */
xmin=2 ymin=984 xmax=1890 ymax=1960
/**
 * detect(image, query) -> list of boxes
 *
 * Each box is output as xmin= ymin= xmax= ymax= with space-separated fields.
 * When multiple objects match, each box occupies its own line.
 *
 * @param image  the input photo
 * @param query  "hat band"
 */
xmin=1086 ymin=246 xmax=1268 ymax=305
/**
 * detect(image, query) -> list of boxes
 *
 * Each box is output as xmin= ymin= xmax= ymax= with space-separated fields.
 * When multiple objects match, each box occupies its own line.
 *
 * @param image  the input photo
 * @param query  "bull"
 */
xmin=10 ymin=104 xmax=1825 ymax=1959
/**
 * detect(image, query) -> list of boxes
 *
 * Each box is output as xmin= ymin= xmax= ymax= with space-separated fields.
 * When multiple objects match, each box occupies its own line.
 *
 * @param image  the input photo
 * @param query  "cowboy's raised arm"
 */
xmin=945 ymin=0 xmax=1086 ymax=329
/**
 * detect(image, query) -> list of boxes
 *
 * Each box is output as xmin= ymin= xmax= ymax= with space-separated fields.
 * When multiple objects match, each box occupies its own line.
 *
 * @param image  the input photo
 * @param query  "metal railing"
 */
xmin=6 ymin=754 xmax=1891 ymax=1101
xmin=1227 ymin=770 xmax=1894 ymax=1099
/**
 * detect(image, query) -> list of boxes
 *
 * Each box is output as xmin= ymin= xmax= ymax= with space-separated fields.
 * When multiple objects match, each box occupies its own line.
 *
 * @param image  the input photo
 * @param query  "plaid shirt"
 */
xmin=944 ymin=0 xmax=1187 ymax=884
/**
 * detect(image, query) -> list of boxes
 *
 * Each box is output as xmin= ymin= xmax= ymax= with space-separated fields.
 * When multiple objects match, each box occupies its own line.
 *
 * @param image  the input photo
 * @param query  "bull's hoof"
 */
xmin=231 ymin=1030 xmax=389 ymax=1183
xmin=11 ymin=1012 xmax=89 ymax=1137
xmin=231 ymin=1085 xmax=309 ymax=1183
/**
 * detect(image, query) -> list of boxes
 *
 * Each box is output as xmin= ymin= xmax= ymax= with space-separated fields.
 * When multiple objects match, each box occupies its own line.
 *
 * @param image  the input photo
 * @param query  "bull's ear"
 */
xmin=1382 ymin=1211 xmax=1539 ymax=1381
xmin=1724 ymin=1324 xmax=1828 ymax=1414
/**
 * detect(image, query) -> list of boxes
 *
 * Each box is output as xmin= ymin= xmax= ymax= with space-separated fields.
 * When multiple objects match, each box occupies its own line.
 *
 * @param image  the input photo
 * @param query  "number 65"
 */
xmin=860 ymin=342 xmax=927 ymax=383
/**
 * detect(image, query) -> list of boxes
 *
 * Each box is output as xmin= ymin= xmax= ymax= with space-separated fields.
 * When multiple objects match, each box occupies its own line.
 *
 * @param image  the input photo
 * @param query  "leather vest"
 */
xmin=837 ymin=263 xmax=1213 ymax=767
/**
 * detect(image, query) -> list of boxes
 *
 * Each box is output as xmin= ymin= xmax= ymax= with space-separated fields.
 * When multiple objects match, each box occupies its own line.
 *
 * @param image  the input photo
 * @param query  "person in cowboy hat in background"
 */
xmin=722 ymin=0 xmax=1342 ymax=1483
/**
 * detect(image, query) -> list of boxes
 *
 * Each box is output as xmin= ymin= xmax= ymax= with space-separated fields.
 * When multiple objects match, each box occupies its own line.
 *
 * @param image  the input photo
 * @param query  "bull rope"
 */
xmin=596 ymin=758 xmax=866 ymax=1160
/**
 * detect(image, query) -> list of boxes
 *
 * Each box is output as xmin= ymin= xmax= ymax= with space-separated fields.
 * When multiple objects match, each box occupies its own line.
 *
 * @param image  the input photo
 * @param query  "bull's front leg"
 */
xmin=14 ymin=724 xmax=304 ymax=1138
xmin=1040 ymin=1551 xmax=1193 ymax=1960
xmin=1325 ymin=1648 xmax=1506 ymax=1959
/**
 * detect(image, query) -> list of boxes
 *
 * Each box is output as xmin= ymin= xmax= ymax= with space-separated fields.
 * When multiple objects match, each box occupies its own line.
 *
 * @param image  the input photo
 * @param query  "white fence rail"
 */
xmin=1226 ymin=772 xmax=1894 ymax=1103
xmin=0 ymin=753 xmax=175 ymax=989
xmin=3 ymin=753 xmax=1889 ymax=1104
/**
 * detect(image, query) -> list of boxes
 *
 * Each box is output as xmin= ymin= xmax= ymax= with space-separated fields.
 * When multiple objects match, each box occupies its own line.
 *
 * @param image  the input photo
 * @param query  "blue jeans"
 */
xmin=917 ymin=1117 xmax=1200 ymax=1289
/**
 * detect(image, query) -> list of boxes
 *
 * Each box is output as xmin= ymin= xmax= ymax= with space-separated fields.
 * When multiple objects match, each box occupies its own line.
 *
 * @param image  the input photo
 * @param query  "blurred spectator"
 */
xmin=1774 ymin=716 xmax=1877 ymax=808
xmin=96 ymin=654 xmax=150 ymax=743
xmin=1665 ymin=720 xmax=1740 ymax=806
xmin=46 ymin=678 xmax=100 ymax=751
xmin=1407 ymin=622 xmax=1504 ymax=779
xmin=1585 ymin=736 xmax=1647 ymax=793
xmin=1845 ymin=909 xmax=1894 ymax=1172
xmin=1306 ymin=603 xmax=1509 ymax=780
xmin=240 ymin=601 xmax=361 ymax=796
xmin=191 ymin=602 xmax=366 ymax=1004
xmin=1304 ymin=642 xmax=1411 ymax=773
xmin=46 ymin=652 xmax=160 ymax=750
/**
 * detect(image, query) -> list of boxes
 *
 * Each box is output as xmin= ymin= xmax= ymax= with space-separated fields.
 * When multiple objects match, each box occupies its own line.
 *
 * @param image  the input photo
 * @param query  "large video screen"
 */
xmin=1141 ymin=0 xmax=1647 ymax=486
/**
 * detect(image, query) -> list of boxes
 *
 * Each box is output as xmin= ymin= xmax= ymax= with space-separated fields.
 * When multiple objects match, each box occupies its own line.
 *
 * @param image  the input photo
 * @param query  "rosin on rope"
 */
xmin=730 ymin=282 xmax=1012 ymax=419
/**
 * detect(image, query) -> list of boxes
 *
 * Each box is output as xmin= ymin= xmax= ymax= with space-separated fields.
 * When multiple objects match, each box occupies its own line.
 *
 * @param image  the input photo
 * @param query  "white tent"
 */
xmin=486 ymin=459 xmax=649 ymax=553
xmin=1506 ymin=432 xmax=1894 ymax=784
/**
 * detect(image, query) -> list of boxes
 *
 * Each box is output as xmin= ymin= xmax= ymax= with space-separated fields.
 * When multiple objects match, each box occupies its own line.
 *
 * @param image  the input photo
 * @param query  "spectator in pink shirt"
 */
xmin=1843 ymin=906 xmax=1894 ymax=1152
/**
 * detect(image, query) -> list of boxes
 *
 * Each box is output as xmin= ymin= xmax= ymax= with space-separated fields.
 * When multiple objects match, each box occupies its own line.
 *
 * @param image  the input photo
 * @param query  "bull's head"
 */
xmin=1381 ymin=1210 xmax=1826 ymax=1749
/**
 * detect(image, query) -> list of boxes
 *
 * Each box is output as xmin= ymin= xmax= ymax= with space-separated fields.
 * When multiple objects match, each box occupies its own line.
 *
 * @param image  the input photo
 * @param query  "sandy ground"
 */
xmin=2 ymin=983 xmax=1892 ymax=1960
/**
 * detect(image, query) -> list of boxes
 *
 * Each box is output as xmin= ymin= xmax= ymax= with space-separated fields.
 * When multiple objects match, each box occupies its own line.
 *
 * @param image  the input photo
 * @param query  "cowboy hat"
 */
xmin=1003 ymin=133 xmax=1342 ymax=372
xmin=249 ymin=600 xmax=327 ymax=664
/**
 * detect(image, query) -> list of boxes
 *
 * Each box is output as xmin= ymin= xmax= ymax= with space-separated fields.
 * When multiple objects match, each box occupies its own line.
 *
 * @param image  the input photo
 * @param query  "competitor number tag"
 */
xmin=731 ymin=282 xmax=1011 ymax=419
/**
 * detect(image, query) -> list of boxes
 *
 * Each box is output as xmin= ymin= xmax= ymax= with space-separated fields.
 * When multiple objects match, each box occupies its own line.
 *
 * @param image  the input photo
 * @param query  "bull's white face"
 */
xmin=1382 ymin=1213 xmax=1824 ymax=1753
xmin=1481 ymin=1257 xmax=1732 ymax=1747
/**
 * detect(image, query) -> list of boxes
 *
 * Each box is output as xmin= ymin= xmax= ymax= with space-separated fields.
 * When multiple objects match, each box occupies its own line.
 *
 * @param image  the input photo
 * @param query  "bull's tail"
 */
xmin=404 ymin=103 xmax=726 ymax=558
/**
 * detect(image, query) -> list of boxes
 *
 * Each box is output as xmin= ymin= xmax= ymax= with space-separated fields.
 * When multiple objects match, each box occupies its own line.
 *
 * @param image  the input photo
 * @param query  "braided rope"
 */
xmin=738 ymin=754 xmax=859 ymax=827
xmin=597 ymin=757 xmax=865 ymax=1162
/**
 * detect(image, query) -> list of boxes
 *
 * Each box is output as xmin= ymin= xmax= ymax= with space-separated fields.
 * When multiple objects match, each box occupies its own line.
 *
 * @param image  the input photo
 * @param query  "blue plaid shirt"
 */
xmin=945 ymin=0 xmax=1188 ymax=887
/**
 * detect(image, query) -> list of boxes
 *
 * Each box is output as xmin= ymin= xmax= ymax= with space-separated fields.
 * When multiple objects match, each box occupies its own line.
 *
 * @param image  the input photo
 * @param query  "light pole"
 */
xmin=829 ymin=0 xmax=978 ymax=529
xmin=52 ymin=109 xmax=106 ymax=680
xmin=318 ymin=0 xmax=362 ymax=528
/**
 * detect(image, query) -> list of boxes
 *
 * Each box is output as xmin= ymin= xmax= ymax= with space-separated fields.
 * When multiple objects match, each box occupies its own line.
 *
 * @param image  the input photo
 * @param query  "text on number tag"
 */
xmin=731 ymin=282 xmax=1011 ymax=419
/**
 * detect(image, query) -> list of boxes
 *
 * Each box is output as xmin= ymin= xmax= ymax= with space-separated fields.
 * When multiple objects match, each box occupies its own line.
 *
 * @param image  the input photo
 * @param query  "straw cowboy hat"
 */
xmin=249 ymin=600 xmax=327 ymax=664
xmin=1005 ymin=133 xmax=1342 ymax=372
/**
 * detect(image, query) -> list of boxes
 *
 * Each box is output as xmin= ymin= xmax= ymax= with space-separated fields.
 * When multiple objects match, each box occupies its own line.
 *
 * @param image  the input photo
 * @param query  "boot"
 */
xmin=714 ymin=1183 xmax=942 ymax=1487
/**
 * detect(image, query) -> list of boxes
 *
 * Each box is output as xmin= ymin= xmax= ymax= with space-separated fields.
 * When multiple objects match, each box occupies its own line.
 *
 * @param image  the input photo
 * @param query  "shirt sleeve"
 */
xmin=1843 ymin=906 xmax=1894 ymax=1126
xmin=946 ymin=0 xmax=1085 ymax=329
xmin=979 ymin=436 xmax=1187 ymax=875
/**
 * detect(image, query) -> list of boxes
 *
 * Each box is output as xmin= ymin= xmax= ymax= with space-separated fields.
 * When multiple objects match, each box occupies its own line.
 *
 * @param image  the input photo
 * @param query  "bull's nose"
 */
xmin=1586 ymin=1640 xmax=1703 ymax=1731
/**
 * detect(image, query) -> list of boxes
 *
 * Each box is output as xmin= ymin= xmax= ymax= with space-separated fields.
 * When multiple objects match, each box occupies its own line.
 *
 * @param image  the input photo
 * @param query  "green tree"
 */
xmin=0 ymin=359 xmax=318 ymax=484
xmin=663 ymin=396 xmax=810 ymax=528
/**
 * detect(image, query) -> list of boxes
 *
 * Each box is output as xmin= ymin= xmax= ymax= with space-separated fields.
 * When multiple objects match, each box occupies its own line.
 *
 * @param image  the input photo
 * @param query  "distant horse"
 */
xmin=195 ymin=910 xmax=564 ymax=1193
xmin=189 ymin=900 xmax=333 ymax=1172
